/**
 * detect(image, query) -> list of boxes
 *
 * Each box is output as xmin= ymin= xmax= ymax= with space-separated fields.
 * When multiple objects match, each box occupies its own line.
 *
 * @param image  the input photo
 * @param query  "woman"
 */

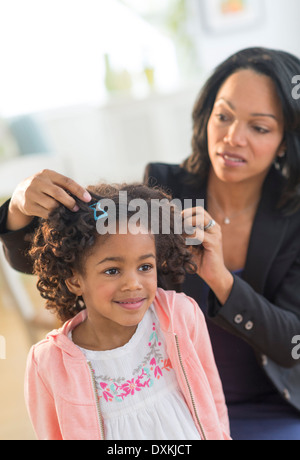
xmin=1 ymin=47 xmax=300 ymax=439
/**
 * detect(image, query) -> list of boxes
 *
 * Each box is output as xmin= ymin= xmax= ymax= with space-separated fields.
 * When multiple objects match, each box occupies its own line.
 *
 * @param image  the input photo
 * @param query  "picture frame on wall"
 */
xmin=201 ymin=0 xmax=265 ymax=34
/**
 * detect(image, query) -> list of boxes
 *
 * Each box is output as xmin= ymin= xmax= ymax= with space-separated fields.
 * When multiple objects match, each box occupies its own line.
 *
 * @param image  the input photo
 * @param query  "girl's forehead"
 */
xmin=91 ymin=231 xmax=156 ymax=259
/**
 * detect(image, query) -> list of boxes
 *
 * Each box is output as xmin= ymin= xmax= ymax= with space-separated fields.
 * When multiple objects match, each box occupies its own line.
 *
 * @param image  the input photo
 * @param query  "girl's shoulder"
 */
xmin=28 ymin=318 xmax=86 ymax=370
xmin=154 ymin=288 xmax=205 ymax=328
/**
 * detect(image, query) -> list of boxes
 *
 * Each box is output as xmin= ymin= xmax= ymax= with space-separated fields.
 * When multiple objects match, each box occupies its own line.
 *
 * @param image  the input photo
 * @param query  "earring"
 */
xmin=277 ymin=151 xmax=286 ymax=159
xmin=78 ymin=298 xmax=85 ymax=308
xmin=72 ymin=297 xmax=85 ymax=311
xmin=274 ymin=151 xmax=286 ymax=171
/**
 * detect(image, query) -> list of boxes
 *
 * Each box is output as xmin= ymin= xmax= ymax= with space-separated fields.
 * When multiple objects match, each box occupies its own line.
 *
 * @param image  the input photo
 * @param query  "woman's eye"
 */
xmin=215 ymin=113 xmax=229 ymax=122
xmin=254 ymin=126 xmax=270 ymax=134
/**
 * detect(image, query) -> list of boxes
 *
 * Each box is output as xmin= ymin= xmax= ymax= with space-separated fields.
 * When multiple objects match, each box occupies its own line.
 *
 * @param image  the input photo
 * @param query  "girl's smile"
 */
xmin=113 ymin=297 xmax=147 ymax=311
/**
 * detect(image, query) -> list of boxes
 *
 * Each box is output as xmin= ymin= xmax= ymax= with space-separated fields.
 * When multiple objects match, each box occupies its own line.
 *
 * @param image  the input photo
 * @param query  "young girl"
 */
xmin=25 ymin=183 xmax=230 ymax=440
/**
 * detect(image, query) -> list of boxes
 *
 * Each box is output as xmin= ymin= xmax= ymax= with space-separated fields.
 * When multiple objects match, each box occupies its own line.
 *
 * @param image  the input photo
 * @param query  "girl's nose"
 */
xmin=121 ymin=273 xmax=142 ymax=291
xmin=223 ymin=121 xmax=247 ymax=147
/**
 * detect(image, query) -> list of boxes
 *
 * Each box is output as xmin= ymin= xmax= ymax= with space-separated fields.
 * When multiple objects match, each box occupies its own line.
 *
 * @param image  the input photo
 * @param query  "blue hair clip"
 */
xmin=89 ymin=201 xmax=108 ymax=221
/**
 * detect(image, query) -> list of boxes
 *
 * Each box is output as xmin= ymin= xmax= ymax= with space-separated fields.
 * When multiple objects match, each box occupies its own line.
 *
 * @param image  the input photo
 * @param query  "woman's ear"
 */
xmin=65 ymin=273 xmax=83 ymax=296
xmin=277 ymin=140 xmax=287 ymax=158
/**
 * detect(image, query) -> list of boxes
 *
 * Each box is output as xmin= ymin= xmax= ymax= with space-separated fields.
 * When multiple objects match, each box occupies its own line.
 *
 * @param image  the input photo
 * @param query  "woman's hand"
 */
xmin=182 ymin=207 xmax=234 ymax=305
xmin=6 ymin=169 xmax=92 ymax=231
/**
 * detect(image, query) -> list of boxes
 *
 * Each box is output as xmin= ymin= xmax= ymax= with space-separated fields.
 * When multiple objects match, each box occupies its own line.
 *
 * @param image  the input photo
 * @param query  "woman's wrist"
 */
xmin=6 ymin=200 xmax=33 ymax=231
xmin=206 ymin=269 xmax=234 ymax=306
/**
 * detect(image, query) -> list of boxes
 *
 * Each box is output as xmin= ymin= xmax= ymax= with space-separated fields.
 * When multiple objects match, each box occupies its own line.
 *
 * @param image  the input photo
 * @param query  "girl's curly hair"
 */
xmin=29 ymin=183 xmax=197 ymax=322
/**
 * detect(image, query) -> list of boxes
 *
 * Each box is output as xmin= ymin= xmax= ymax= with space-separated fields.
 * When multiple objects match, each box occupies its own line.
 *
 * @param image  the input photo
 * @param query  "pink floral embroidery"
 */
xmin=99 ymin=382 xmax=114 ymax=402
xmin=150 ymin=357 xmax=163 ymax=379
xmin=93 ymin=321 xmax=173 ymax=403
xmin=122 ymin=378 xmax=142 ymax=396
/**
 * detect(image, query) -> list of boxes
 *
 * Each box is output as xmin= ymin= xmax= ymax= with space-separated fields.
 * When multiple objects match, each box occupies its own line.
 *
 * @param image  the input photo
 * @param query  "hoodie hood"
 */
xmin=46 ymin=309 xmax=88 ymax=359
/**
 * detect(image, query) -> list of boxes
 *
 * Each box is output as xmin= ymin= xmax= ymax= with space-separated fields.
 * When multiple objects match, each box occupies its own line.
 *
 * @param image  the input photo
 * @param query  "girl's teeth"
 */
xmin=119 ymin=300 xmax=140 ymax=304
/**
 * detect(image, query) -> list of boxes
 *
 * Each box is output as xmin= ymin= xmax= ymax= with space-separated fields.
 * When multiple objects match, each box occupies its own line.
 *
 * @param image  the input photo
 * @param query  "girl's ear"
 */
xmin=65 ymin=273 xmax=83 ymax=296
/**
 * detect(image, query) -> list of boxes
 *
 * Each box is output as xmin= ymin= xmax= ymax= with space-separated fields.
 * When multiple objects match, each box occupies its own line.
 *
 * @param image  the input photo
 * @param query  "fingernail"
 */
xmin=72 ymin=204 xmax=80 ymax=212
xmin=83 ymin=191 xmax=92 ymax=202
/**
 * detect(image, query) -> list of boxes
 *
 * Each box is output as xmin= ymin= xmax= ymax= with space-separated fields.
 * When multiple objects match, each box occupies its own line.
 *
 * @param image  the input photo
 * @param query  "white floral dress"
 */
xmin=71 ymin=305 xmax=200 ymax=440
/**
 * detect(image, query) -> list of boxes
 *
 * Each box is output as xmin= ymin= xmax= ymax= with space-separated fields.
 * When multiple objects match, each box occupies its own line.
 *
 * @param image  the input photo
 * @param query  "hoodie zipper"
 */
xmin=87 ymin=361 xmax=105 ymax=440
xmin=175 ymin=334 xmax=207 ymax=441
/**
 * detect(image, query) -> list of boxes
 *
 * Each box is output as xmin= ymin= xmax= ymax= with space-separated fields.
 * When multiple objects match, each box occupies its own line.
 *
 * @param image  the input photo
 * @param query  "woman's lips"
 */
xmin=218 ymin=152 xmax=247 ymax=167
xmin=114 ymin=298 xmax=146 ymax=311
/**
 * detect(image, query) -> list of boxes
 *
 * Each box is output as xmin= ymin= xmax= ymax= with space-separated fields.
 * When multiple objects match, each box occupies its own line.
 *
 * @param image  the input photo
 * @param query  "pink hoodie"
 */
xmin=24 ymin=288 xmax=230 ymax=440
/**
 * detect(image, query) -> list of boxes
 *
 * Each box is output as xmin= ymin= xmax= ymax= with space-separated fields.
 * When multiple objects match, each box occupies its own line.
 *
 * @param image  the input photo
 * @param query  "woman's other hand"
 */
xmin=6 ymin=169 xmax=91 ymax=231
xmin=182 ymin=207 xmax=234 ymax=305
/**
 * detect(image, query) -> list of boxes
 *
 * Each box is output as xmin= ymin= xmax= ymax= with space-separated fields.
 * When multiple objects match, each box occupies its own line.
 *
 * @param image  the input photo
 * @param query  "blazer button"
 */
xmin=234 ymin=314 xmax=243 ymax=324
xmin=261 ymin=355 xmax=268 ymax=366
xmin=245 ymin=321 xmax=254 ymax=331
xmin=283 ymin=389 xmax=291 ymax=401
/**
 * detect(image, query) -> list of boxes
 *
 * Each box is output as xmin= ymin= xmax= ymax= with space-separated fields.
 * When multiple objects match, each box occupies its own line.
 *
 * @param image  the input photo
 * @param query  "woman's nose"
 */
xmin=223 ymin=121 xmax=247 ymax=147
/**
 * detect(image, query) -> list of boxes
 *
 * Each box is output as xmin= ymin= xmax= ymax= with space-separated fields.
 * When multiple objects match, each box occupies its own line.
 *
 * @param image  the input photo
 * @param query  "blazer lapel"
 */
xmin=154 ymin=163 xmax=289 ymax=295
xmin=179 ymin=167 xmax=290 ymax=295
xmin=243 ymin=168 xmax=289 ymax=294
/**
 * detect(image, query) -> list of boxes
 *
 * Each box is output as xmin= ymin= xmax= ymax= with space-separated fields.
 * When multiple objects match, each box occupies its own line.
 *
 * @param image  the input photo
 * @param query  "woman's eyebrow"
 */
xmin=216 ymin=98 xmax=278 ymax=120
xmin=215 ymin=97 xmax=235 ymax=110
xmin=250 ymin=112 xmax=278 ymax=120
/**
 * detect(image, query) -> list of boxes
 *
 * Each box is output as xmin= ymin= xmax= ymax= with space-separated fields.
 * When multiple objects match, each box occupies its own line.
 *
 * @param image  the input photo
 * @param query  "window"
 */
xmin=0 ymin=0 xmax=179 ymax=116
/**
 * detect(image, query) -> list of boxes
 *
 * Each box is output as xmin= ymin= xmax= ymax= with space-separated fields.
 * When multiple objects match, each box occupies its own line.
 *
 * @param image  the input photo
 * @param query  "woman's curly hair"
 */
xmin=29 ymin=183 xmax=197 ymax=322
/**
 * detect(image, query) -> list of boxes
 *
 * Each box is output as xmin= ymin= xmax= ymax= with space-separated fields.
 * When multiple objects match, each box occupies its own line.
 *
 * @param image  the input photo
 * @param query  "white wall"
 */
xmin=24 ymin=0 xmax=300 ymax=188
xmin=38 ymin=84 xmax=200 ymax=186
xmin=190 ymin=0 xmax=300 ymax=74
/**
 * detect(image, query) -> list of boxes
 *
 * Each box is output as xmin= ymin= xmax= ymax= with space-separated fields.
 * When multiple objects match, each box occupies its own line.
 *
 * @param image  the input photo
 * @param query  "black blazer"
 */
xmin=1 ymin=162 xmax=300 ymax=411
xmin=144 ymin=162 xmax=300 ymax=412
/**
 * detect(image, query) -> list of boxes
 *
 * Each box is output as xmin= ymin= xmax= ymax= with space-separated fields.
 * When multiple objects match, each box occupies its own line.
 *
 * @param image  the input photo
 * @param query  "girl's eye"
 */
xmin=104 ymin=268 xmax=119 ymax=276
xmin=139 ymin=264 xmax=153 ymax=272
